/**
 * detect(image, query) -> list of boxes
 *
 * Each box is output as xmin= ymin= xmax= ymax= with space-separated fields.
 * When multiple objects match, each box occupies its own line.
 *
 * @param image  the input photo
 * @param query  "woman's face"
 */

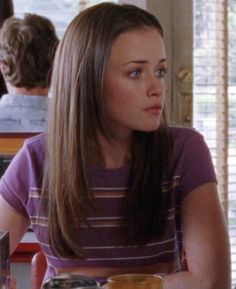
xmin=104 ymin=27 xmax=167 ymax=139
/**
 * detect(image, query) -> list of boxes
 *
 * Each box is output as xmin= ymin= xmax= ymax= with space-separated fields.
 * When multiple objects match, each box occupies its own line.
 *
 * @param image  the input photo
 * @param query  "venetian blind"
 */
xmin=193 ymin=0 xmax=236 ymax=287
xmin=228 ymin=1 xmax=236 ymax=286
xmin=13 ymin=0 xmax=118 ymax=38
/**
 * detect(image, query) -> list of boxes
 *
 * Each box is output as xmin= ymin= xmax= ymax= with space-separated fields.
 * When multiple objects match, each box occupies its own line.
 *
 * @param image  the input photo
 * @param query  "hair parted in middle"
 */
xmin=45 ymin=2 xmax=172 ymax=258
xmin=0 ymin=13 xmax=59 ymax=88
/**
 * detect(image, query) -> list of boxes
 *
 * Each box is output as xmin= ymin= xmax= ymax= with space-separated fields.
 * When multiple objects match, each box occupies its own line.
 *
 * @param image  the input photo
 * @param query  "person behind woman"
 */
xmin=0 ymin=0 xmax=14 ymax=98
xmin=0 ymin=13 xmax=59 ymax=132
xmin=0 ymin=3 xmax=231 ymax=289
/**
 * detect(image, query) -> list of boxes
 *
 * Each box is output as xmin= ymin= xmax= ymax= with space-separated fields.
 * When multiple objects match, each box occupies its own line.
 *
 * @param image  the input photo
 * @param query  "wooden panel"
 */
xmin=0 ymin=133 xmax=37 ymax=155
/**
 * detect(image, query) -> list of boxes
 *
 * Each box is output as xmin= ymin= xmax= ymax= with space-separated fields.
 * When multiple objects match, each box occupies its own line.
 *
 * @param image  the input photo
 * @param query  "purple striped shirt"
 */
xmin=0 ymin=126 xmax=217 ymax=283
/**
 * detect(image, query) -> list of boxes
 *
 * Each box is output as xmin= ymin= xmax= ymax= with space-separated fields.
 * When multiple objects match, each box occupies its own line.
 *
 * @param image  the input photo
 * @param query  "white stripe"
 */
xmin=86 ymin=245 xmax=179 ymax=261
xmin=40 ymin=236 xmax=176 ymax=251
xmin=29 ymin=195 xmax=41 ymax=198
xmin=45 ymin=245 xmax=179 ymax=262
xmin=30 ymin=216 xmax=48 ymax=220
xmin=31 ymin=212 xmax=176 ymax=228
xmin=163 ymin=175 xmax=180 ymax=185
xmin=39 ymin=241 xmax=47 ymax=246
xmin=31 ymin=222 xmax=48 ymax=227
xmin=82 ymin=237 xmax=176 ymax=249
xmin=29 ymin=178 xmax=181 ymax=191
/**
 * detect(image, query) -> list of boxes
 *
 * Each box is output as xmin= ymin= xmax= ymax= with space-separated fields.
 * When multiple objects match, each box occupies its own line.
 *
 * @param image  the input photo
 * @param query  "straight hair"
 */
xmin=44 ymin=2 xmax=172 ymax=258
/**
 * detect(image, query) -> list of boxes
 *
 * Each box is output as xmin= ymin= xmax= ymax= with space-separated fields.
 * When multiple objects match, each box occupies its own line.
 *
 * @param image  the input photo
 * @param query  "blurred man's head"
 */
xmin=0 ymin=13 xmax=59 ymax=89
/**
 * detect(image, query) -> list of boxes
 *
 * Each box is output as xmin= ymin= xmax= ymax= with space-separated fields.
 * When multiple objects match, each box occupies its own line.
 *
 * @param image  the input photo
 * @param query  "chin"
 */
xmin=140 ymin=123 xmax=161 ymax=132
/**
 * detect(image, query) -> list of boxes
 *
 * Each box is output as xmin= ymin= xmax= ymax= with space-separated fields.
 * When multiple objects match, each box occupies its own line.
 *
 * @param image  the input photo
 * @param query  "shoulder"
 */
xmin=0 ymin=95 xmax=47 ymax=132
xmin=2 ymin=133 xmax=46 ymax=188
xmin=23 ymin=133 xmax=46 ymax=158
xmin=0 ymin=94 xmax=18 ymax=107
xmin=0 ymin=133 xmax=46 ymax=217
xmin=0 ymin=94 xmax=13 ymax=101
xmin=24 ymin=133 xmax=46 ymax=146
xmin=168 ymin=125 xmax=216 ymax=199
xmin=8 ymin=133 xmax=46 ymax=177
xmin=0 ymin=94 xmax=48 ymax=111
xmin=169 ymin=125 xmax=206 ymax=153
xmin=16 ymin=133 xmax=46 ymax=168
xmin=169 ymin=125 xmax=203 ymax=142
xmin=168 ymin=125 xmax=214 ymax=174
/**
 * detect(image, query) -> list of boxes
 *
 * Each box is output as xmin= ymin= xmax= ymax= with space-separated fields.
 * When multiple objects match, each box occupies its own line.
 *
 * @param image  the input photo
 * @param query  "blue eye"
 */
xmin=129 ymin=69 xmax=141 ymax=78
xmin=156 ymin=68 xmax=168 ymax=78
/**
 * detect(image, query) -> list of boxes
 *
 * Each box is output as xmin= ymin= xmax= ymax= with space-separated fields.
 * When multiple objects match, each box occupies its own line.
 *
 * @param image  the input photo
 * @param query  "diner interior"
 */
xmin=0 ymin=0 xmax=235 ymax=288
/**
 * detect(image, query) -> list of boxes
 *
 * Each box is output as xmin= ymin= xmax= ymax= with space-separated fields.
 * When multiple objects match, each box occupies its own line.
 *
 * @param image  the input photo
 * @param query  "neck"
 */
xmin=96 ymin=132 xmax=132 ymax=169
xmin=6 ymin=83 xmax=48 ymax=96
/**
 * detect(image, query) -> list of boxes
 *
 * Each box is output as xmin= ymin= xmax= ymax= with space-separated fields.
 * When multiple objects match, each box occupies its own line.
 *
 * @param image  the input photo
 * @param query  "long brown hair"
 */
xmin=44 ymin=2 xmax=172 ymax=258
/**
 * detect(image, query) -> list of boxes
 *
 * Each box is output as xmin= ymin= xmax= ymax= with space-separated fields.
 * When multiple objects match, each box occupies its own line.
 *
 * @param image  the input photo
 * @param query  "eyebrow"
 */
xmin=123 ymin=58 xmax=167 ymax=66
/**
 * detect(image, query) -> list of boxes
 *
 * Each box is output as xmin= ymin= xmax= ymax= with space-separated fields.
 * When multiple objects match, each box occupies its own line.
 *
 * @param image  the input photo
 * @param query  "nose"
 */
xmin=146 ymin=74 xmax=165 ymax=97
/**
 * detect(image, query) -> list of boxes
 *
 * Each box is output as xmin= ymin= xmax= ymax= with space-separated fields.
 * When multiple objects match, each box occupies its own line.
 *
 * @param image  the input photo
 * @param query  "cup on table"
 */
xmin=105 ymin=273 xmax=162 ymax=289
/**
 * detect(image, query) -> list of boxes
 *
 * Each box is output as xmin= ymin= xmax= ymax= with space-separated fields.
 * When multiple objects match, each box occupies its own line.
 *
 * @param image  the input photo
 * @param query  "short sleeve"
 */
xmin=173 ymin=128 xmax=217 ymax=202
xmin=0 ymin=135 xmax=44 ymax=218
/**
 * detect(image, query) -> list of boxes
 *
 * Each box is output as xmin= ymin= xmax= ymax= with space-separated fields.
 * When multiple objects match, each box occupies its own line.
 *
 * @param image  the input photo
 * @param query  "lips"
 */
xmin=143 ymin=105 xmax=162 ymax=115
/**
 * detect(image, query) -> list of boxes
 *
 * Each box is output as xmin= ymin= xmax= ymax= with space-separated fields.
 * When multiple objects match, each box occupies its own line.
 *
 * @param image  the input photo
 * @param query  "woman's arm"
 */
xmin=162 ymin=182 xmax=231 ymax=289
xmin=0 ymin=194 xmax=29 ymax=253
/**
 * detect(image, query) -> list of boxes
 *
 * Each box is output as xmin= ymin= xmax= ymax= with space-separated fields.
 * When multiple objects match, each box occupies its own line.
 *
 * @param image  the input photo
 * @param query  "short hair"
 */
xmin=0 ymin=13 xmax=59 ymax=88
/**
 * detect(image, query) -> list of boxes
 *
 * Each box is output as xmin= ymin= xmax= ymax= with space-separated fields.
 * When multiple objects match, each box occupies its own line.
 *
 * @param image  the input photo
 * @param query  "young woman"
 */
xmin=0 ymin=3 xmax=231 ymax=289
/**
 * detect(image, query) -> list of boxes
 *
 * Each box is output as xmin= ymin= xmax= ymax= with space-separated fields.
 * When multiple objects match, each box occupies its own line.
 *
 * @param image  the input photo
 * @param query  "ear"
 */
xmin=0 ymin=62 xmax=8 ymax=79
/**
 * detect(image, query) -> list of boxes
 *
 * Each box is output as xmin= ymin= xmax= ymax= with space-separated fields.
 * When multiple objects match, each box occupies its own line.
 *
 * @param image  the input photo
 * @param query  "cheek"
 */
xmin=104 ymin=80 xmax=134 ymax=109
xmin=106 ymin=92 xmax=131 ymax=114
xmin=160 ymin=82 xmax=166 ymax=103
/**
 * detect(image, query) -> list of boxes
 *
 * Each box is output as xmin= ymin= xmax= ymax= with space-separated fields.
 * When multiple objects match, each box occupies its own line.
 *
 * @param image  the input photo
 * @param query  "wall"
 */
xmin=118 ymin=0 xmax=146 ymax=9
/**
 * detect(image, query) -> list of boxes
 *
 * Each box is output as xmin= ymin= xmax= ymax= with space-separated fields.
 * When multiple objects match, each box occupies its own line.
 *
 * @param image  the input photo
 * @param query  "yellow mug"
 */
xmin=105 ymin=273 xmax=163 ymax=289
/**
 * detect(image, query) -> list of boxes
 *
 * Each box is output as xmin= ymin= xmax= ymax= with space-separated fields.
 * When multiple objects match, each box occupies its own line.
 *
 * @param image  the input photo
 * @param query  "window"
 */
xmin=193 ymin=0 xmax=236 ymax=286
xmin=13 ymin=0 xmax=118 ymax=38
